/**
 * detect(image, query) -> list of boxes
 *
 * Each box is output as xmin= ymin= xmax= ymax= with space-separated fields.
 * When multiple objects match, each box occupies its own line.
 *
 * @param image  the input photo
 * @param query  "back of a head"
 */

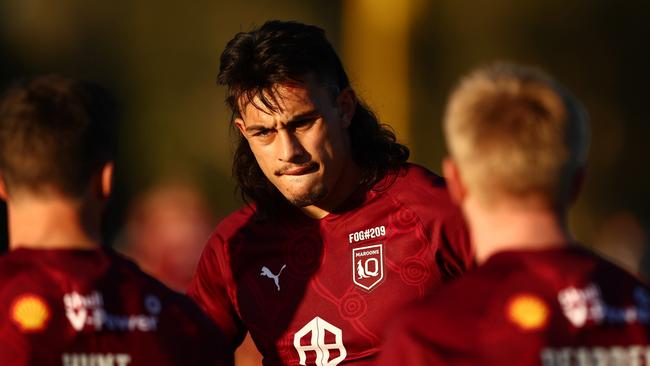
xmin=443 ymin=62 xmax=589 ymax=208
xmin=0 ymin=75 xmax=117 ymax=199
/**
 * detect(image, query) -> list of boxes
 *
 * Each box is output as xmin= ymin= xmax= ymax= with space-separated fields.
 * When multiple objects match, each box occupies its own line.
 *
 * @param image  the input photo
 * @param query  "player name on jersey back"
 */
xmin=63 ymin=353 xmax=132 ymax=366
xmin=541 ymin=345 xmax=650 ymax=366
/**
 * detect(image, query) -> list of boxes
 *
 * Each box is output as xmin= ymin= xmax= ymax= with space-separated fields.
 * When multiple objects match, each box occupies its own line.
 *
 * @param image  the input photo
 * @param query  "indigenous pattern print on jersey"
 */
xmin=377 ymin=246 xmax=650 ymax=366
xmin=0 ymin=247 xmax=232 ymax=366
xmin=188 ymin=163 xmax=473 ymax=365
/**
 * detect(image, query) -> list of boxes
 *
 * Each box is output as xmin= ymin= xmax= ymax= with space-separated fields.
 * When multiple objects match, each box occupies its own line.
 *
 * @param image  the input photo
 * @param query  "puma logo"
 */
xmin=260 ymin=264 xmax=287 ymax=291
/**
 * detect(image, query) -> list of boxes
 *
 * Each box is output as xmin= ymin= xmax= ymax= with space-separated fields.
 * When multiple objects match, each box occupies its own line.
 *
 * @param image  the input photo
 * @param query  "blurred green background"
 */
xmin=1 ymin=0 xmax=649 ymax=292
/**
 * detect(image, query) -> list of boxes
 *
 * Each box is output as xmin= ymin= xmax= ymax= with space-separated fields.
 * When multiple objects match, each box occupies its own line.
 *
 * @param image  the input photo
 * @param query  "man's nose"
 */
xmin=278 ymin=130 xmax=307 ymax=163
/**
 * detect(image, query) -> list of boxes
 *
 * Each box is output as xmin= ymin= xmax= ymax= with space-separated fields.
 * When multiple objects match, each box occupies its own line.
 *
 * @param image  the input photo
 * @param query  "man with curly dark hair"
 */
xmin=189 ymin=20 xmax=473 ymax=365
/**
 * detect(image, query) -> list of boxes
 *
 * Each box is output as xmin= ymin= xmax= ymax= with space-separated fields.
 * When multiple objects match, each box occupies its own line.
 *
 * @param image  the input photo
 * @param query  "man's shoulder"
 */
xmin=386 ymin=269 xmax=497 ymax=350
xmin=499 ymin=246 xmax=648 ymax=291
xmin=206 ymin=203 xmax=294 ymax=250
xmin=434 ymin=245 xmax=650 ymax=309
xmin=382 ymin=163 xmax=457 ymax=216
xmin=0 ymin=250 xmax=231 ymax=364
xmin=0 ymin=251 xmax=48 ymax=294
xmin=423 ymin=263 xmax=518 ymax=310
xmin=0 ymin=252 xmax=24 ymax=276
xmin=0 ymin=252 xmax=63 ymax=338
xmin=211 ymin=204 xmax=258 ymax=238
xmin=414 ymin=257 xmax=550 ymax=318
xmin=418 ymin=247 xmax=650 ymax=331
xmin=389 ymin=163 xmax=447 ymax=191
xmin=388 ymin=247 xmax=650 ymax=364
xmin=551 ymin=246 xmax=650 ymax=299
xmin=87 ymin=252 xmax=217 ymax=333
xmin=107 ymin=251 xmax=191 ymax=299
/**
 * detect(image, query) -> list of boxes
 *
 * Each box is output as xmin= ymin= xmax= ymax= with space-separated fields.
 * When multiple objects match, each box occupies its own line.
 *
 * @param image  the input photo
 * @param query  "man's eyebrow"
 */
xmin=244 ymin=124 xmax=270 ymax=133
xmin=244 ymin=109 xmax=321 ymax=133
xmin=286 ymin=110 xmax=320 ymax=125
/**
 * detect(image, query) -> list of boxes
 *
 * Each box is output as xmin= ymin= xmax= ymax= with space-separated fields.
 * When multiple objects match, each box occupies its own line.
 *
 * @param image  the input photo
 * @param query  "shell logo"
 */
xmin=11 ymin=294 xmax=51 ymax=332
xmin=506 ymin=293 xmax=549 ymax=331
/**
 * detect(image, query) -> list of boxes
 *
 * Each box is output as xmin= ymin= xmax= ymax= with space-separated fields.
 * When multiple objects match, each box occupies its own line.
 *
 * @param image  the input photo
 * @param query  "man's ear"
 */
xmin=337 ymin=88 xmax=357 ymax=129
xmin=0 ymin=174 xmax=8 ymax=201
xmin=443 ymin=157 xmax=467 ymax=205
xmin=234 ymin=117 xmax=248 ymax=138
xmin=100 ymin=162 xmax=114 ymax=199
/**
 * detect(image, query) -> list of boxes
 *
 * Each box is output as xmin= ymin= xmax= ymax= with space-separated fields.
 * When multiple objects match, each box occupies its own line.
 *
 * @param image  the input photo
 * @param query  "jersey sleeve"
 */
xmin=434 ymin=208 xmax=474 ymax=281
xmin=393 ymin=165 xmax=475 ymax=281
xmin=179 ymin=295 xmax=236 ymax=366
xmin=187 ymin=232 xmax=246 ymax=348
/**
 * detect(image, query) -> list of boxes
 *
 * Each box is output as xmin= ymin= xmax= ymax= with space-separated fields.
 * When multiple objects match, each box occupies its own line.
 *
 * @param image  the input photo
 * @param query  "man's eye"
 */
xmin=254 ymin=129 xmax=273 ymax=137
xmin=293 ymin=118 xmax=317 ymax=130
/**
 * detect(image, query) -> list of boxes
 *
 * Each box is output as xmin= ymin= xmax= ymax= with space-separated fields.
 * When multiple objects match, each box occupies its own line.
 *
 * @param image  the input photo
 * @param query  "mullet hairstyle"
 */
xmin=0 ymin=75 xmax=117 ymax=198
xmin=218 ymin=20 xmax=409 ymax=214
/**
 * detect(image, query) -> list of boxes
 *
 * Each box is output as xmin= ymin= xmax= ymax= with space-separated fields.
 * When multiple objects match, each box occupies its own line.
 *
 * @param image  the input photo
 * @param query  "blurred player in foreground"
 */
xmin=377 ymin=63 xmax=650 ymax=365
xmin=0 ymin=75 xmax=232 ymax=365
xmin=189 ymin=20 xmax=473 ymax=365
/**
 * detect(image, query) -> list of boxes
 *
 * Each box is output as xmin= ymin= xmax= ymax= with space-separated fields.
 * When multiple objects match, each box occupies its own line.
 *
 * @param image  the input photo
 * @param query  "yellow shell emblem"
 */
xmin=506 ymin=294 xmax=549 ymax=331
xmin=11 ymin=294 xmax=51 ymax=332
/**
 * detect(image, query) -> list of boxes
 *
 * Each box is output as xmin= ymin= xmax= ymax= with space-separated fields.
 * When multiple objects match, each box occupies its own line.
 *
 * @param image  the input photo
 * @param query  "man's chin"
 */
xmin=285 ymin=189 xmax=328 ymax=207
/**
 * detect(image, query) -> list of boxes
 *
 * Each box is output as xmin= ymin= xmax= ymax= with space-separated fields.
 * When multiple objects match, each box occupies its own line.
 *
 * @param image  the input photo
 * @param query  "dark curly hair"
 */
xmin=218 ymin=20 xmax=409 ymax=214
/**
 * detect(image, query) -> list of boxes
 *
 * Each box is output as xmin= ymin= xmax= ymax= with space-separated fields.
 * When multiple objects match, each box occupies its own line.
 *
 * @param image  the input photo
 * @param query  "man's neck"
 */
xmin=7 ymin=195 xmax=100 ymax=251
xmin=465 ymin=198 xmax=572 ymax=264
xmin=300 ymin=161 xmax=362 ymax=219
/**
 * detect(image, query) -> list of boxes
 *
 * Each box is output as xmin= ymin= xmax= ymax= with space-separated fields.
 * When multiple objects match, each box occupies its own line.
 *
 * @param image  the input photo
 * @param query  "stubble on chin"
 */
xmin=286 ymin=185 xmax=328 ymax=207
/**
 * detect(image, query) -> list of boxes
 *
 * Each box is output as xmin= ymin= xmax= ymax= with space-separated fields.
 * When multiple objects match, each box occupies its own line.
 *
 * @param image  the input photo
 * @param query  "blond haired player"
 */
xmin=378 ymin=63 xmax=650 ymax=366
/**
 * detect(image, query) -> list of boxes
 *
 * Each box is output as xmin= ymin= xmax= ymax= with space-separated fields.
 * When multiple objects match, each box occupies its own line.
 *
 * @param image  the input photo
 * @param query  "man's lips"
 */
xmin=275 ymin=162 xmax=319 ymax=176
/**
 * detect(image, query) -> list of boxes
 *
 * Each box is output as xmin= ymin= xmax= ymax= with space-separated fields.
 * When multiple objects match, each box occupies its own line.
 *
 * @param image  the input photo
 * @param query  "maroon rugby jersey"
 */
xmin=378 ymin=245 xmax=650 ymax=366
xmin=188 ymin=163 xmax=473 ymax=365
xmin=0 ymin=247 xmax=232 ymax=366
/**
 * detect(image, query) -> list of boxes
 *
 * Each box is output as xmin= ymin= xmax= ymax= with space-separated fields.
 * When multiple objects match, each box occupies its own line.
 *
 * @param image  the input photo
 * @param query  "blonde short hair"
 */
xmin=443 ymin=62 xmax=589 ymax=207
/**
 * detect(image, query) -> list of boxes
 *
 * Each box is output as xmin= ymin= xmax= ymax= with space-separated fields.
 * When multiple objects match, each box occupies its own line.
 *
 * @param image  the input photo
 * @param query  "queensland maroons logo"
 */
xmin=352 ymin=244 xmax=384 ymax=291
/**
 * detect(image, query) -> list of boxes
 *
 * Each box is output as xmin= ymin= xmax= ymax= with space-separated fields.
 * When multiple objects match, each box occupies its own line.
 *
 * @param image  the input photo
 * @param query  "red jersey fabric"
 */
xmin=188 ymin=163 xmax=473 ymax=365
xmin=377 ymin=245 xmax=650 ymax=366
xmin=0 ymin=247 xmax=232 ymax=366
